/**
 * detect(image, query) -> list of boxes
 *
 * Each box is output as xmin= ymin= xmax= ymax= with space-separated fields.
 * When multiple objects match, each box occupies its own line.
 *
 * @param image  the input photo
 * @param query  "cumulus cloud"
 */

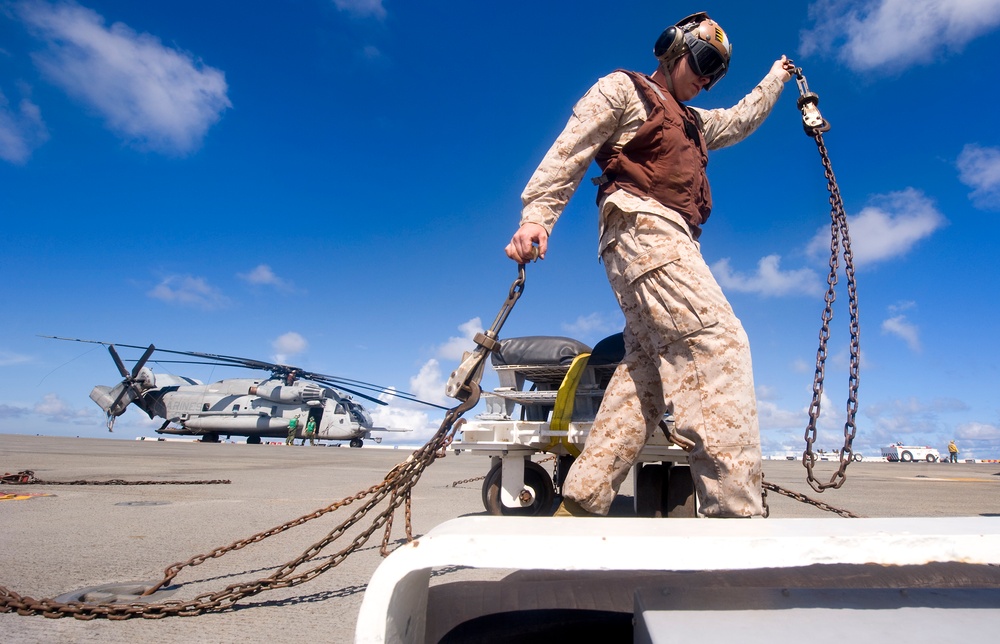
xmin=882 ymin=314 xmax=921 ymax=352
xmin=436 ymin=317 xmax=484 ymax=361
xmin=561 ymin=312 xmax=624 ymax=342
xmin=147 ymin=275 xmax=231 ymax=309
xmin=272 ymin=332 xmax=307 ymax=364
xmin=33 ymin=392 xmax=96 ymax=424
xmin=333 ymin=0 xmax=386 ymax=19
xmin=955 ymin=421 xmax=1000 ymax=441
xmin=238 ymin=264 xmax=295 ymax=291
xmin=800 ymin=0 xmax=1000 ymax=73
xmin=712 ymin=255 xmax=819 ymax=297
xmin=807 ymin=188 xmax=945 ymax=266
xmin=17 ymin=0 xmax=231 ymax=155
xmin=957 ymin=144 xmax=1000 ymax=210
xmin=0 ymin=88 xmax=49 ymax=164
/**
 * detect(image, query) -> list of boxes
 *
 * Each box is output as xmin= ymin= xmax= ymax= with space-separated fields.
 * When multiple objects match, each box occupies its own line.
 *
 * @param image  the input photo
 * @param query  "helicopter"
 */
xmin=45 ymin=337 xmax=446 ymax=446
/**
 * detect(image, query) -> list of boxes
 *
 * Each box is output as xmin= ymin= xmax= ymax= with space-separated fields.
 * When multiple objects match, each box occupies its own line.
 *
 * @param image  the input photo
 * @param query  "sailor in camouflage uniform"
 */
xmin=506 ymin=12 xmax=797 ymax=517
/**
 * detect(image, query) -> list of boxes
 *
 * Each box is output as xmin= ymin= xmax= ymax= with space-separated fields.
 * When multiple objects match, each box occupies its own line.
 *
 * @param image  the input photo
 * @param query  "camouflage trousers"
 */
xmin=563 ymin=207 xmax=763 ymax=517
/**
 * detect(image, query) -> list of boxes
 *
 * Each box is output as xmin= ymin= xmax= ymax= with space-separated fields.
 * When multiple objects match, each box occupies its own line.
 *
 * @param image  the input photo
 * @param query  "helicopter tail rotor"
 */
xmin=91 ymin=344 xmax=156 ymax=431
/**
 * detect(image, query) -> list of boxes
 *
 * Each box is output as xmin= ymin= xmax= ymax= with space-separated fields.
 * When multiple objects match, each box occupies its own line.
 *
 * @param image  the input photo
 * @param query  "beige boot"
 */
xmin=553 ymin=497 xmax=597 ymax=517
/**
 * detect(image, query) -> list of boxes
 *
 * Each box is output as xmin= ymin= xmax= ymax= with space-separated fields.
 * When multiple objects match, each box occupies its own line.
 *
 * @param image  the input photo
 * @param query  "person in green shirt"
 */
xmin=285 ymin=414 xmax=300 ymax=446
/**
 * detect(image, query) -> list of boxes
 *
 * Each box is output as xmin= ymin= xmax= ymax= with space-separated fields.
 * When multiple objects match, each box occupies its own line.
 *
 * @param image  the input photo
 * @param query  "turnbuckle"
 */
xmin=794 ymin=68 xmax=830 ymax=136
xmin=444 ymin=263 xmax=528 ymax=406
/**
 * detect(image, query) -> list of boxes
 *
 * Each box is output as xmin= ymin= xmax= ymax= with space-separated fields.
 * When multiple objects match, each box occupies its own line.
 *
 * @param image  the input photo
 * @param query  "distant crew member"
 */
xmin=948 ymin=440 xmax=959 ymax=463
xmin=285 ymin=414 xmax=300 ymax=446
xmin=304 ymin=416 xmax=317 ymax=446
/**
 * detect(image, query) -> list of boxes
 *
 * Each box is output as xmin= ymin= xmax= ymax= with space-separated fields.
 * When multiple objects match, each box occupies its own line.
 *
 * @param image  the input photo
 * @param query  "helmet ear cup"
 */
xmin=653 ymin=25 xmax=684 ymax=61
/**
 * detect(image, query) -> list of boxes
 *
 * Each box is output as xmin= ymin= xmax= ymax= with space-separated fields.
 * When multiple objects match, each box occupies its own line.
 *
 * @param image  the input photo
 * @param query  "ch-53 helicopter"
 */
xmin=46 ymin=337 xmax=446 ymax=446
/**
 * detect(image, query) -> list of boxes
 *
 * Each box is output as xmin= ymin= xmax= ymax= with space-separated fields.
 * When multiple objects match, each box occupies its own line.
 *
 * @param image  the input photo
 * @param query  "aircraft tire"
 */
xmin=349 ymin=438 xmax=364 ymax=448
xmin=200 ymin=433 xmax=220 ymax=443
xmin=482 ymin=460 xmax=555 ymax=516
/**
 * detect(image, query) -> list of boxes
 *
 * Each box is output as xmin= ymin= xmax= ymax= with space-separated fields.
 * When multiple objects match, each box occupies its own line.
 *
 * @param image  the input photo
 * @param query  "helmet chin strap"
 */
xmin=656 ymin=58 xmax=678 ymax=98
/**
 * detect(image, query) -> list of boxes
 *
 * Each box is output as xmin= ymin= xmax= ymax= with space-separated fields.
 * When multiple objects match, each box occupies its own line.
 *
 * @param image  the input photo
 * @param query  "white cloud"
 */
xmin=333 ymin=0 xmax=386 ymax=19
xmin=17 ymin=0 xmax=231 ymax=155
xmin=561 ymin=312 xmax=624 ymax=342
xmin=272 ymin=332 xmax=307 ymax=364
xmin=800 ymin=0 xmax=1000 ymax=73
xmin=436 ymin=317 xmax=484 ymax=361
xmin=238 ymin=264 xmax=295 ymax=291
xmin=807 ymin=188 xmax=945 ymax=266
xmin=957 ymin=144 xmax=1000 ymax=210
xmin=0 ymin=88 xmax=49 ymax=164
xmin=33 ymin=392 xmax=96 ymax=424
xmin=882 ymin=314 xmax=921 ymax=352
xmin=955 ymin=421 xmax=1000 ymax=441
xmin=0 ymin=350 xmax=32 ymax=367
xmin=712 ymin=254 xmax=819 ymax=297
xmin=147 ymin=275 xmax=231 ymax=309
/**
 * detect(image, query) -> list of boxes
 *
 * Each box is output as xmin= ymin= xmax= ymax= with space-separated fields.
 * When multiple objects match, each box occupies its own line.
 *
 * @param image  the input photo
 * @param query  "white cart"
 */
xmin=451 ymin=334 xmax=695 ymax=517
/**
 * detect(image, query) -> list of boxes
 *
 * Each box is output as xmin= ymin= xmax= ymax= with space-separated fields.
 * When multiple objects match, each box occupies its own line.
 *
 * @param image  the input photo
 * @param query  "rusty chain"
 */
xmin=0 ymin=265 xmax=529 ymax=620
xmin=762 ymin=478 xmax=859 ymax=518
xmin=1 ymin=470 xmax=230 ymax=486
xmin=794 ymin=68 xmax=861 ymax=494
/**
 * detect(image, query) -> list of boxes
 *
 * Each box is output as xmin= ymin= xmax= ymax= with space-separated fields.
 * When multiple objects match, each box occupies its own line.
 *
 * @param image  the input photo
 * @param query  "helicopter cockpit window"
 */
xmin=231 ymin=404 xmax=239 ymax=413
xmin=335 ymin=404 xmax=346 ymax=414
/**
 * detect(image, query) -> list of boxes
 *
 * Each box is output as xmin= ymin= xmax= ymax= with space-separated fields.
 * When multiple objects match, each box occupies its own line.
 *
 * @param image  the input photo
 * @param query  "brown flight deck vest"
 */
xmin=595 ymin=70 xmax=712 ymax=235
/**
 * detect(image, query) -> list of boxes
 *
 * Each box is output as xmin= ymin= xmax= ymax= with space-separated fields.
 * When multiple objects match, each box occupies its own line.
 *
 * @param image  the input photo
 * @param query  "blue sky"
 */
xmin=2 ymin=0 xmax=999 ymax=459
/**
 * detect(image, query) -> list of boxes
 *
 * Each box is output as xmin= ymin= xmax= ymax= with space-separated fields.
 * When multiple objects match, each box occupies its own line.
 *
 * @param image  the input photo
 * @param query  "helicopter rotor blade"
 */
xmin=329 ymin=385 xmax=389 ymax=406
xmin=131 ymin=344 xmax=156 ymax=378
xmin=108 ymin=344 xmax=129 ymax=378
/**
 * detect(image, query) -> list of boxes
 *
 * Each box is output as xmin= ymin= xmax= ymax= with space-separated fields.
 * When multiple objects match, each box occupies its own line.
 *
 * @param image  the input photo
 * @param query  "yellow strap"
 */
xmin=545 ymin=352 xmax=591 ymax=456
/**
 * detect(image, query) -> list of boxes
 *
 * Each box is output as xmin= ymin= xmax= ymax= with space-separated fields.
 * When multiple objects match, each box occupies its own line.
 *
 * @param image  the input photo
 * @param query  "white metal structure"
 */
xmin=881 ymin=444 xmax=941 ymax=462
xmin=354 ymin=516 xmax=1000 ymax=643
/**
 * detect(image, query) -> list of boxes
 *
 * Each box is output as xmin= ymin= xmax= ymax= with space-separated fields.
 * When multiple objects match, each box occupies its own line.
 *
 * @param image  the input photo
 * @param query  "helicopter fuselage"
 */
xmin=114 ymin=375 xmax=376 ymax=443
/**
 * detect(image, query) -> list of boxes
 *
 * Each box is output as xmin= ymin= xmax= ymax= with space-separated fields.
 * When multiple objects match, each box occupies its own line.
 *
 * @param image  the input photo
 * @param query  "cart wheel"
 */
xmin=482 ymin=461 xmax=555 ymax=516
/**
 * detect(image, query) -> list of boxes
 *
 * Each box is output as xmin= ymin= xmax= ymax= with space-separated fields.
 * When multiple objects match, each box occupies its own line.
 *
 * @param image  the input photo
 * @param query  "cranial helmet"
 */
xmin=653 ymin=12 xmax=732 ymax=90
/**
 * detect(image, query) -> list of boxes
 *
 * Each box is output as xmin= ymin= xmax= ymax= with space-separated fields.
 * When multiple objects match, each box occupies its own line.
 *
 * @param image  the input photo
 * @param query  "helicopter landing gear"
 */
xmin=246 ymin=435 xmax=262 ymax=445
xmin=200 ymin=433 xmax=220 ymax=443
xmin=349 ymin=438 xmax=364 ymax=448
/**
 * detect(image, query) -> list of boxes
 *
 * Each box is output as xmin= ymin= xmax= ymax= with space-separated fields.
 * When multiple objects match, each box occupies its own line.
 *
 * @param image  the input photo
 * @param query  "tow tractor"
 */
xmin=881 ymin=444 xmax=941 ymax=462
xmin=450 ymin=332 xmax=697 ymax=518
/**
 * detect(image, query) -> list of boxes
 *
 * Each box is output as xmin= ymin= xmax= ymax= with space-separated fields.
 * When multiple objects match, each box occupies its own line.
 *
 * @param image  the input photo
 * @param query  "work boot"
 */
xmin=553 ymin=497 xmax=597 ymax=517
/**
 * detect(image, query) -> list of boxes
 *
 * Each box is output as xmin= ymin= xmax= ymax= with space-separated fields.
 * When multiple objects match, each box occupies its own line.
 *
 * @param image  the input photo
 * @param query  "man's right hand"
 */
xmin=505 ymin=222 xmax=548 ymax=263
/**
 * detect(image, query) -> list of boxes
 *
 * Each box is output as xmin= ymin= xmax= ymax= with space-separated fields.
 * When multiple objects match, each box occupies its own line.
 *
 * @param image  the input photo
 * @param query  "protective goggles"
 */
xmin=684 ymin=34 xmax=728 ymax=90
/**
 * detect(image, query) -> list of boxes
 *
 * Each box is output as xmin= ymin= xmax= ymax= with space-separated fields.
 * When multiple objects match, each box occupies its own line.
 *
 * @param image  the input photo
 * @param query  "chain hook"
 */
xmin=444 ymin=262 xmax=529 ymax=405
xmin=794 ymin=67 xmax=831 ymax=136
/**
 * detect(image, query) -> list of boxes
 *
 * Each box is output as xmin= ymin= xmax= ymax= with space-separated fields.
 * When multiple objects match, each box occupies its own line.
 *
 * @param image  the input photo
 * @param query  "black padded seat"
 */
xmin=491 ymin=336 xmax=592 ymax=367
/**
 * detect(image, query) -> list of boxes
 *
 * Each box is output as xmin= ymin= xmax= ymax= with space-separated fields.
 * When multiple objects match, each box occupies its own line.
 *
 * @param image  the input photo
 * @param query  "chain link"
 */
xmin=1 ymin=470 xmax=230 ymax=486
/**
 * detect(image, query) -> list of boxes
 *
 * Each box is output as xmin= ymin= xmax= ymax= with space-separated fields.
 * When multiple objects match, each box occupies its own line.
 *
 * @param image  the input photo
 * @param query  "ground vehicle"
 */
xmin=881 ymin=444 xmax=941 ymax=462
xmin=451 ymin=334 xmax=695 ymax=517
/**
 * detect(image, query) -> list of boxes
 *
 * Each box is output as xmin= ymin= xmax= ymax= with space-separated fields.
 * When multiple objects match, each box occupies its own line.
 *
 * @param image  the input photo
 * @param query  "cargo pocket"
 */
xmin=623 ymin=244 xmax=719 ymax=340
